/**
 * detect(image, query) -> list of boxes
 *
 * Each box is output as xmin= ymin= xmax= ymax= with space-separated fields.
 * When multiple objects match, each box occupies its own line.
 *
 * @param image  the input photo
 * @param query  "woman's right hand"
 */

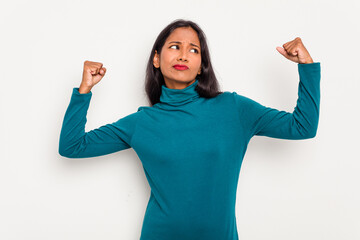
xmin=79 ymin=60 xmax=107 ymax=94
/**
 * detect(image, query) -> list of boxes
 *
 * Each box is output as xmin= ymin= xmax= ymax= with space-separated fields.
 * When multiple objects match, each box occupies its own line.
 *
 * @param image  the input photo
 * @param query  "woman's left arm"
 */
xmin=233 ymin=62 xmax=321 ymax=140
xmin=233 ymin=37 xmax=321 ymax=140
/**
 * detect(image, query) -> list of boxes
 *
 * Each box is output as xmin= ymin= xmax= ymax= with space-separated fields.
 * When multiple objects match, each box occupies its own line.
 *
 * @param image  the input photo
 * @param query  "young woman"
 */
xmin=59 ymin=19 xmax=320 ymax=240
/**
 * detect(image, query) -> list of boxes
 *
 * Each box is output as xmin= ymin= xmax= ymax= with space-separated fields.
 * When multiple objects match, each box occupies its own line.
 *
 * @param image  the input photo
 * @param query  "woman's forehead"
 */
xmin=166 ymin=27 xmax=200 ymax=45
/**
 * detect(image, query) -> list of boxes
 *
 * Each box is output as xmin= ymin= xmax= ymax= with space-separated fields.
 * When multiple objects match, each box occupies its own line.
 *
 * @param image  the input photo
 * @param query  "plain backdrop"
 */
xmin=1 ymin=0 xmax=359 ymax=239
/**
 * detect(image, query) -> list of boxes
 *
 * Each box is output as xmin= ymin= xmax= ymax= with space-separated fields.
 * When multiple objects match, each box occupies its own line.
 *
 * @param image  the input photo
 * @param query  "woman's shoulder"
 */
xmin=216 ymin=90 xmax=246 ymax=98
xmin=137 ymin=106 xmax=147 ymax=112
xmin=217 ymin=90 xmax=262 ymax=109
xmin=137 ymin=105 xmax=156 ymax=112
xmin=212 ymin=90 xmax=245 ymax=102
xmin=222 ymin=90 xmax=254 ymax=102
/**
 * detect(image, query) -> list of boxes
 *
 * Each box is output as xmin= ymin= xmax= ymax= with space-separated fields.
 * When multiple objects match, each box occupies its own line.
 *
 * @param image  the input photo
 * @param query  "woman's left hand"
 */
xmin=276 ymin=37 xmax=314 ymax=64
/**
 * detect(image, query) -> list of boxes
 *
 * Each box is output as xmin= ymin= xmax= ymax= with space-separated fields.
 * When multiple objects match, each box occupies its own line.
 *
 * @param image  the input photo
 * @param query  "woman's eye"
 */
xmin=170 ymin=45 xmax=199 ymax=53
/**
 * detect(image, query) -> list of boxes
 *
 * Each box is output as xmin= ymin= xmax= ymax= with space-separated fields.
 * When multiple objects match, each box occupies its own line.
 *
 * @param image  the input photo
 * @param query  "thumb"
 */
xmin=92 ymin=67 xmax=106 ymax=84
xmin=99 ymin=67 xmax=106 ymax=75
xmin=276 ymin=46 xmax=290 ymax=59
xmin=276 ymin=46 xmax=300 ymax=63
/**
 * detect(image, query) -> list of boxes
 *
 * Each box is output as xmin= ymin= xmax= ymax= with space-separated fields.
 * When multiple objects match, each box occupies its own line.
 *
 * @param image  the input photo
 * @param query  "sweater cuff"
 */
xmin=298 ymin=62 xmax=320 ymax=73
xmin=298 ymin=62 xmax=320 ymax=67
xmin=73 ymin=87 xmax=92 ymax=96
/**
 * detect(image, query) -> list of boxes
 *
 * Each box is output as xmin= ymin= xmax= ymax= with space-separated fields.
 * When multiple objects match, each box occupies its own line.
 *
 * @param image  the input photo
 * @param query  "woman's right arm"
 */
xmin=58 ymin=87 xmax=139 ymax=158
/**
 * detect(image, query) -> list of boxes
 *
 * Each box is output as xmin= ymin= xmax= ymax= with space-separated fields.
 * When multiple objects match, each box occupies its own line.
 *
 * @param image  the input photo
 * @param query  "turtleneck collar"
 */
xmin=159 ymin=79 xmax=200 ymax=106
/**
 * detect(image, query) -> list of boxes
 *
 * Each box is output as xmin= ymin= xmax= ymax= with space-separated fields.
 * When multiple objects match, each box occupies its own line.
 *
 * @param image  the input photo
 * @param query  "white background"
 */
xmin=1 ymin=0 xmax=359 ymax=239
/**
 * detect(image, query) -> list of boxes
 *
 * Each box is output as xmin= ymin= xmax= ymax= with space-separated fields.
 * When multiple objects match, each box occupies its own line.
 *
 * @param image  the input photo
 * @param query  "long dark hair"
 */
xmin=144 ymin=19 xmax=223 ymax=106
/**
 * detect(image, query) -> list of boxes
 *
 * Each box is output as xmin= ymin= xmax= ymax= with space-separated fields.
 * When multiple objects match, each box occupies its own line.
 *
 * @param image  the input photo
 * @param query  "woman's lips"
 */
xmin=173 ymin=65 xmax=188 ymax=70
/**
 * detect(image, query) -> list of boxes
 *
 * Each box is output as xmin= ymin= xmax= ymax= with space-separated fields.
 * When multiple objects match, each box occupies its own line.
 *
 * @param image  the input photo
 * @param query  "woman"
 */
xmin=59 ymin=19 xmax=320 ymax=240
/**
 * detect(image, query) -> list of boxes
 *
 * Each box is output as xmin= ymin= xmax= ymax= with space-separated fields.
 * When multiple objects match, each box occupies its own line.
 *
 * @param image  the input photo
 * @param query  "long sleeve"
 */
xmin=233 ymin=62 xmax=321 ymax=140
xmin=58 ymin=88 xmax=139 ymax=158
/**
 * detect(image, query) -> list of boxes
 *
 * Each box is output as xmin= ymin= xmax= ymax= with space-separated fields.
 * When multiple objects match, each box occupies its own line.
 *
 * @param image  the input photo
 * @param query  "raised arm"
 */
xmin=58 ymin=87 xmax=139 ymax=158
xmin=233 ymin=62 xmax=321 ymax=140
xmin=59 ymin=60 xmax=139 ymax=158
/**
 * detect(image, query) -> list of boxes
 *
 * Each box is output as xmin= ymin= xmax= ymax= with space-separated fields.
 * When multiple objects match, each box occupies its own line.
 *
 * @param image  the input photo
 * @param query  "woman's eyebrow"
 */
xmin=168 ymin=41 xmax=200 ymax=49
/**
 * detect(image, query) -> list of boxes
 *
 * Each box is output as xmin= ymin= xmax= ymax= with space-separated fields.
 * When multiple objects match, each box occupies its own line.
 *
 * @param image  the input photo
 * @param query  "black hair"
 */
xmin=144 ymin=18 xmax=223 ymax=106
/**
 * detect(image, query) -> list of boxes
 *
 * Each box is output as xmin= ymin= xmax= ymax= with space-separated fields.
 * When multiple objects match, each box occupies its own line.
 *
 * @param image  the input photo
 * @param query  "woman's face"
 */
xmin=153 ymin=27 xmax=202 ymax=88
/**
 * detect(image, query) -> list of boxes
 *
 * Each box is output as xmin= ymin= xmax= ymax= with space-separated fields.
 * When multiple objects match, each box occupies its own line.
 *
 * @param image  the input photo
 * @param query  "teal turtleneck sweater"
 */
xmin=59 ymin=62 xmax=321 ymax=240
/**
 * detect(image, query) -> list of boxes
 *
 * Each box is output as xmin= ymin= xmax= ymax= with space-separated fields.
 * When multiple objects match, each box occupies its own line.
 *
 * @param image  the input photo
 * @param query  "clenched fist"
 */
xmin=79 ymin=60 xmax=107 ymax=94
xmin=276 ymin=37 xmax=314 ymax=64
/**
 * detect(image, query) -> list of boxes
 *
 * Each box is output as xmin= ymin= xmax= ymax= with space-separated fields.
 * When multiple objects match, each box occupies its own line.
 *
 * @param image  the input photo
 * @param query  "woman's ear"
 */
xmin=153 ymin=50 xmax=160 ymax=68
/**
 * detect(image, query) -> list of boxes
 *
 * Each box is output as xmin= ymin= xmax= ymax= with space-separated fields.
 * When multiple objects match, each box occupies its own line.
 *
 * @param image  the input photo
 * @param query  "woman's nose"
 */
xmin=177 ymin=49 xmax=188 ymax=61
